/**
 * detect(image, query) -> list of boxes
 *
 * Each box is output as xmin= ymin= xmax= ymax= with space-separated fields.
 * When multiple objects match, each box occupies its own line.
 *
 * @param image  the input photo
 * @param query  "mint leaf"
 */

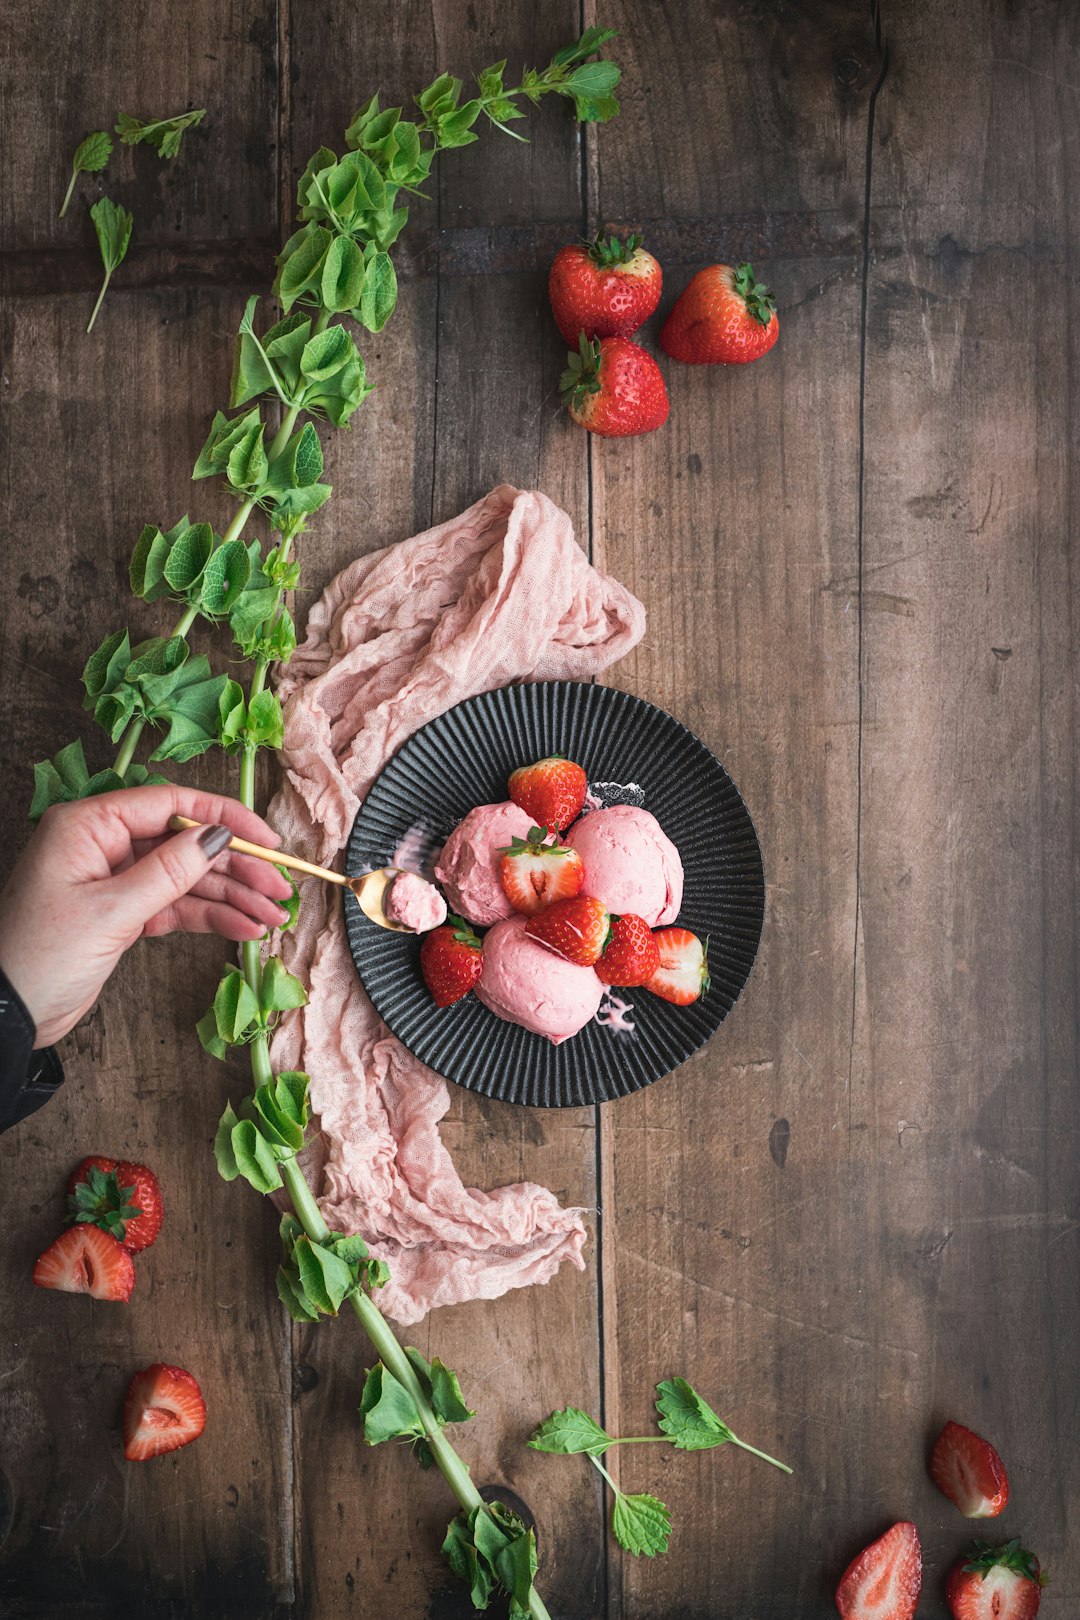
xmin=87 ymin=197 xmax=133 ymax=332
xmin=115 ymin=107 xmax=206 ymax=160
xmin=654 ymin=1378 xmax=729 ymax=1451
xmin=610 ymin=1492 xmax=670 ymax=1557
xmin=529 ymin=1406 xmax=611 ymax=1455
xmin=60 ymin=131 xmax=113 ymax=218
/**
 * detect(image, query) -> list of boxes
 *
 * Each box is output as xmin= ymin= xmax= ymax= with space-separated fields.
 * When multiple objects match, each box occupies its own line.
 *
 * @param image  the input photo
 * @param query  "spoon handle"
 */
xmin=168 ymin=814 xmax=348 ymax=886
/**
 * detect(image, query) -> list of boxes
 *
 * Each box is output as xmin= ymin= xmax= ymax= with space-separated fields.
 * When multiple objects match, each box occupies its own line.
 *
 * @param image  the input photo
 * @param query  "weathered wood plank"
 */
xmin=0 ymin=295 xmax=295 ymax=1617
xmin=591 ymin=2 xmax=879 ymax=1615
xmin=283 ymin=5 xmax=604 ymax=1618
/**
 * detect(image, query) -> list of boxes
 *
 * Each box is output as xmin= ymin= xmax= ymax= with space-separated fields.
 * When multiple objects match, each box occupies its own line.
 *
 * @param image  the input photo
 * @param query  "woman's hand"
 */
xmin=0 ymin=785 xmax=295 ymax=1048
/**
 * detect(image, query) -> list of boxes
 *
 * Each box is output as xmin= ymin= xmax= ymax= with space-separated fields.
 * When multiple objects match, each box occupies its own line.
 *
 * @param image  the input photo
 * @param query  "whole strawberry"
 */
xmin=67 ymin=1156 xmax=164 ymax=1253
xmin=526 ymin=895 xmax=610 ymax=967
xmin=549 ymin=231 xmax=662 ymax=345
xmin=420 ymin=916 xmax=484 ymax=1007
xmin=560 ymin=334 xmax=669 ymax=438
xmin=945 ymin=1540 xmax=1046 ymax=1620
xmin=508 ymin=756 xmax=588 ymax=831
xmin=660 ymin=262 xmax=779 ymax=365
xmin=500 ymin=825 xmax=584 ymax=917
xmin=595 ymin=915 xmax=660 ymax=987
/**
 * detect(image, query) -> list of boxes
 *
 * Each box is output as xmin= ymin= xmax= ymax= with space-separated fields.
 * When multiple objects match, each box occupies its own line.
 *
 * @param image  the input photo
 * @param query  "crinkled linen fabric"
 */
xmin=266 ymin=485 xmax=646 ymax=1323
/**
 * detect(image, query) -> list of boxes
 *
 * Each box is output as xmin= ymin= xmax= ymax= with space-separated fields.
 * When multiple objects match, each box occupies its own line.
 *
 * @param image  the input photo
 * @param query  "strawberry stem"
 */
xmin=732 ymin=263 xmax=776 ymax=327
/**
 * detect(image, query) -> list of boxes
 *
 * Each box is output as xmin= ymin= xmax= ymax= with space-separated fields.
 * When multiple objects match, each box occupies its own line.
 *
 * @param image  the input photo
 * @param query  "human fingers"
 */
xmin=142 ymin=895 xmax=268 ymax=942
xmin=41 ymin=785 xmax=282 ymax=873
xmin=128 ymin=839 xmax=294 ymax=903
xmin=184 ymin=867 xmax=292 ymax=930
xmin=97 ymin=823 xmax=239 ymax=937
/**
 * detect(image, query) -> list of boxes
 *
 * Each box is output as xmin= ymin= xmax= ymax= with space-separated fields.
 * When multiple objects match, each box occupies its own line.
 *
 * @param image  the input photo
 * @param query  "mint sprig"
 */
xmin=530 ymin=1379 xmax=790 ymax=1557
xmin=115 ymin=107 xmax=206 ymax=160
xmin=86 ymin=197 xmax=132 ymax=333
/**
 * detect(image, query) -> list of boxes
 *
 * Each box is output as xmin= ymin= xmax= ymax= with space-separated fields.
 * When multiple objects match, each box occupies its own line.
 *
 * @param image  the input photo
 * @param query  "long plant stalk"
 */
xmin=34 ymin=30 xmax=622 ymax=1615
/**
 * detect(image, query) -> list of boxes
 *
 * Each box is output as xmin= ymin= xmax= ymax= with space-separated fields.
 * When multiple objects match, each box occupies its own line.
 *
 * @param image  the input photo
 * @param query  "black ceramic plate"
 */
xmin=344 ymin=681 xmax=764 ymax=1108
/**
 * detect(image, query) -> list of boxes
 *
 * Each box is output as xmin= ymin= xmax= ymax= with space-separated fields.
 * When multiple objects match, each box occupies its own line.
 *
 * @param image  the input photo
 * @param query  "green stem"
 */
xmin=729 ymin=1435 xmax=792 ymax=1475
xmin=59 ymin=170 xmax=78 ymax=219
xmin=589 ymin=1455 xmax=622 ymax=1495
xmin=86 ymin=268 xmax=111 ymax=334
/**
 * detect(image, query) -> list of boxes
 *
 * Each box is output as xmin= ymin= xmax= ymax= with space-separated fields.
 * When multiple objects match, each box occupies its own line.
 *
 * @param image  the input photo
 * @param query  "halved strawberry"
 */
xmin=32 ymin=1226 xmax=135 ymax=1302
xmin=66 ymin=1159 xmax=164 ymax=1253
xmin=945 ymin=1540 xmax=1046 ymax=1620
xmin=499 ymin=825 xmax=585 ymax=916
xmin=508 ymin=757 xmax=588 ymax=831
xmin=123 ymin=1363 xmax=206 ymax=1461
xmin=645 ymin=928 xmax=710 ymax=1005
xmin=836 ymin=1521 xmax=922 ymax=1620
xmin=930 ymin=1420 xmax=1009 ymax=1518
xmin=420 ymin=916 xmax=484 ymax=1007
xmin=526 ymin=895 xmax=611 ymax=967
xmin=595 ymin=914 xmax=660 ymax=987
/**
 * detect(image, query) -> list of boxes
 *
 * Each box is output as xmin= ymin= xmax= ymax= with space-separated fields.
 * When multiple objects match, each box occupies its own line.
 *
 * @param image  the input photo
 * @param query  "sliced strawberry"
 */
xmin=945 ymin=1540 xmax=1045 ymax=1620
xmin=645 ymin=928 xmax=710 ymax=1005
xmin=32 ymin=1226 xmax=135 ymax=1302
xmin=123 ymin=1363 xmax=206 ymax=1461
xmin=836 ymin=1521 xmax=922 ymax=1620
xmin=420 ymin=916 xmax=484 ymax=1007
xmin=499 ymin=825 xmax=585 ymax=916
xmin=526 ymin=895 xmax=611 ymax=967
xmin=66 ymin=1159 xmax=164 ymax=1253
xmin=508 ymin=757 xmax=588 ymax=831
xmin=595 ymin=914 xmax=660 ymax=987
xmin=930 ymin=1420 xmax=1009 ymax=1518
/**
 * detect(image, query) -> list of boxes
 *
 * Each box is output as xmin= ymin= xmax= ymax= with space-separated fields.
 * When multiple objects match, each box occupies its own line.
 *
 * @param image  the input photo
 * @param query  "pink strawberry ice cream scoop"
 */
xmin=566 ymin=805 xmax=683 ymax=926
xmin=476 ymin=914 xmax=604 ymax=1044
xmin=384 ymin=871 xmax=447 ymax=933
xmin=435 ymin=801 xmax=536 ymax=926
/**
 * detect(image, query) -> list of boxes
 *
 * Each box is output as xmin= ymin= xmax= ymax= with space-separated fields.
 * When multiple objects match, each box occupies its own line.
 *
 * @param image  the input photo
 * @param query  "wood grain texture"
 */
xmin=1 ymin=0 xmax=1078 ymax=1617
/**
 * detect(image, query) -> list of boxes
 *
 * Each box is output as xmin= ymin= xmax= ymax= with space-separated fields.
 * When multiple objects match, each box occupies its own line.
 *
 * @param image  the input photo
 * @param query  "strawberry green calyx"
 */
xmin=963 ymin=1539 xmax=1047 ymax=1586
xmin=586 ymin=230 xmax=643 ymax=267
xmin=560 ymin=333 xmax=604 ymax=406
xmin=500 ymin=825 xmax=571 ymax=857
xmin=66 ymin=1167 xmax=142 ymax=1241
xmin=446 ymin=915 xmax=483 ymax=947
xmin=732 ymin=262 xmax=776 ymax=327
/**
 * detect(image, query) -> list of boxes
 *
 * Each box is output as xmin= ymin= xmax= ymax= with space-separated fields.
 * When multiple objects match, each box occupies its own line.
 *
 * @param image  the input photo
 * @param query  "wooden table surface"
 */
xmin=2 ymin=2 xmax=1077 ymax=1616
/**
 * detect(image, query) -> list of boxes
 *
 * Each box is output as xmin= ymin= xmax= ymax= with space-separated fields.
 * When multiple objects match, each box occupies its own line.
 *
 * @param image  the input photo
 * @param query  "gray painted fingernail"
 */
xmin=198 ymin=824 xmax=233 ymax=858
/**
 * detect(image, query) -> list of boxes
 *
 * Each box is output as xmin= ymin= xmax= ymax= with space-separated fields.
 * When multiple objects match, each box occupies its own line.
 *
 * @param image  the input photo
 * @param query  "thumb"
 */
xmin=103 ymin=823 xmax=234 ymax=931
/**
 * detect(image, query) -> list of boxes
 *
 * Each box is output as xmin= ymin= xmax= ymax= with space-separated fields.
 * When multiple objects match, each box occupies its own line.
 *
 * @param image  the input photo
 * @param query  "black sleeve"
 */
xmin=0 ymin=967 xmax=64 ymax=1133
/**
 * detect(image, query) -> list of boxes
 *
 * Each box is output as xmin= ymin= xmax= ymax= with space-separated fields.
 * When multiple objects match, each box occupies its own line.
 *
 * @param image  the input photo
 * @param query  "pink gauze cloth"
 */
xmin=266 ymin=485 xmax=646 ymax=1324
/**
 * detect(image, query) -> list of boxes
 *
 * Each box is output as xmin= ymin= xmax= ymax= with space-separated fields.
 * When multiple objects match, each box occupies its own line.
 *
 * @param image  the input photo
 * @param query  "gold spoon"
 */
xmin=167 ymin=815 xmax=413 ymax=933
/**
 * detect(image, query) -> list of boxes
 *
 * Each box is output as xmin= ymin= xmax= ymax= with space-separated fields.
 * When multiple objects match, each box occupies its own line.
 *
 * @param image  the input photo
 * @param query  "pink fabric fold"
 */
xmin=266 ymin=485 xmax=646 ymax=1324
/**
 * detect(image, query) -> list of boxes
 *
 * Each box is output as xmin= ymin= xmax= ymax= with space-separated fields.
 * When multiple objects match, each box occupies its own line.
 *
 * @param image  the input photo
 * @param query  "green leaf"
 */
xmin=272 ymin=423 xmax=324 ymax=489
xmin=259 ymin=955 xmax=308 ymax=1015
xmin=442 ymin=1512 xmax=490 ymax=1607
xmin=298 ymin=1236 xmax=354 ymax=1313
xmin=276 ymin=1265 xmax=321 ymax=1322
xmin=162 ymin=521 xmax=213 ymax=593
xmin=359 ymin=1363 xmax=425 ymax=1447
xmin=496 ymin=1526 xmax=538 ymax=1611
xmin=196 ymin=1006 xmax=229 ymax=1060
xmin=320 ymin=234 xmax=366 ymax=314
xmin=428 ymin=1360 xmax=474 ymax=1426
xmin=82 ymin=629 xmax=131 ymax=701
xmin=551 ymin=26 xmax=620 ymax=69
xmin=296 ymin=145 xmax=338 ymax=217
xmin=299 ymin=324 xmax=356 ymax=383
xmin=358 ymin=250 xmax=397 ymax=332
xmin=60 ymin=130 xmax=113 ymax=218
xmin=148 ymin=668 xmax=233 ymax=763
xmin=417 ymin=73 xmax=462 ymax=118
xmin=245 ymin=689 xmax=284 ymax=750
xmin=199 ymin=539 xmax=252 ymax=616
xmin=115 ymin=107 xmax=206 ymax=159
xmin=275 ymin=1069 xmax=310 ymax=1118
xmin=654 ymin=1377 xmax=730 ymax=1451
xmin=251 ymin=1082 xmax=306 ymax=1153
xmin=565 ymin=60 xmax=622 ymax=99
xmin=528 ymin=1406 xmax=611 ymax=1455
xmin=610 ymin=1492 xmax=671 ymax=1557
xmin=193 ymin=407 xmax=263 ymax=480
xmin=301 ymin=355 xmax=372 ymax=428
xmin=230 ymin=1118 xmax=283 ymax=1193
xmin=129 ymin=522 xmax=177 ymax=601
xmin=325 ymin=1231 xmax=368 ymax=1265
xmin=90 ymin=196 xmax=132 ymax=272
xmin=275 ymin=223 xmax=332 ymax=312
xmin=269 ymin=484 xmax=333 ymax=525
xmin=343 ymin=92 xmax=381 ymax=149
xmin=226 ymin=419 xmax=268 ymax=492
xmin=213 ymin=965 xmax=261 ymax=1043
xmin=213 ymin=1102 xmax=241 ymax=1179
